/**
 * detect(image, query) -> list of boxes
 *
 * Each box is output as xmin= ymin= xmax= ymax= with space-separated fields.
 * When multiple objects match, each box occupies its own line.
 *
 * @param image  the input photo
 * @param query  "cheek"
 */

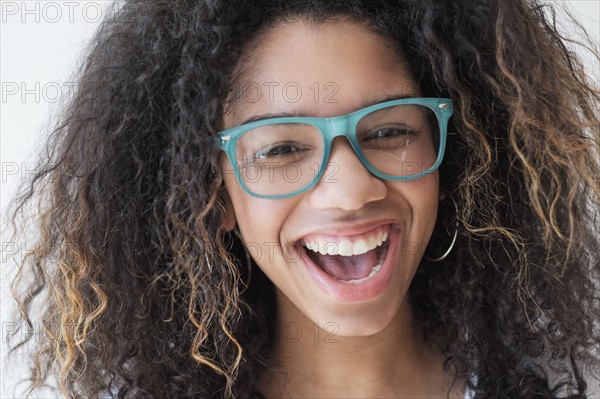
xmin=394 ymin=173 xmax=439 ymax=242
xmin=222 ymin=172 xmax=296 ymax=259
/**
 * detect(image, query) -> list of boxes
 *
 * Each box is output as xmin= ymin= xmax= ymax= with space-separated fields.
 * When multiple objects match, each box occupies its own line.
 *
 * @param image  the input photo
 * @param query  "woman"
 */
xmin=7 ymin=0 xmax=600 ymax=398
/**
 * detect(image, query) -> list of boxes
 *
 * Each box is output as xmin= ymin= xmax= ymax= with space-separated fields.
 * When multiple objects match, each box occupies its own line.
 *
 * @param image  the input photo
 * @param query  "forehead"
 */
xmin=224 ymin=19 xmax=420 ymax=127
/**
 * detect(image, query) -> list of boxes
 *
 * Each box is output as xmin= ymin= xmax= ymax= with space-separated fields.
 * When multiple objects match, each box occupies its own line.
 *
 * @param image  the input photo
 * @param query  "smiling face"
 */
xmin=221 ymin=19 xmax=440 ymax=336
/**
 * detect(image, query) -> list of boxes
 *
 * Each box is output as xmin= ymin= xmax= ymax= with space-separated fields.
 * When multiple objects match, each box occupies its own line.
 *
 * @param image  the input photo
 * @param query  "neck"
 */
xmin=257 ymin=293 xmax=465 ymax=398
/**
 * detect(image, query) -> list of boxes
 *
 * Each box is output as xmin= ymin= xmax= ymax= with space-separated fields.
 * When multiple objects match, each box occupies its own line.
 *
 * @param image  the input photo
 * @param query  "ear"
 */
xmin=221 ymin=188 xmax=237 ymax=232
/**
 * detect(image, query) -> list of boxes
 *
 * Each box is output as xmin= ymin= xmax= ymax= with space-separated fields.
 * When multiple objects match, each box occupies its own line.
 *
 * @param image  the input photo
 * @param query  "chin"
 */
xmin=308 ymin=300 xmax=403 ymax=338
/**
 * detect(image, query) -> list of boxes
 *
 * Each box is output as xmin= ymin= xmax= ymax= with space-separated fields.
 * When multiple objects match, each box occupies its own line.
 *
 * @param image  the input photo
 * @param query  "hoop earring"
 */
xmin=233 ymin=228 xmax=252 ymax=294
xmin=425 ymin=196 xmax=459 ymax=262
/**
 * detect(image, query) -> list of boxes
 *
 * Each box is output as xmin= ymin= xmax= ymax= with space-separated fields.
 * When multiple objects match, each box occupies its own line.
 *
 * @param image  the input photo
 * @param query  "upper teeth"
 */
xmin=302 ymin=228 xmax=389 ymax=257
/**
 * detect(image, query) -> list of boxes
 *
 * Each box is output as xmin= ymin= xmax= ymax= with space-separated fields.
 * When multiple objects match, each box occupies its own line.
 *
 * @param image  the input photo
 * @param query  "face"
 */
xmin=221 ymin=19 xmax=440 ymax=336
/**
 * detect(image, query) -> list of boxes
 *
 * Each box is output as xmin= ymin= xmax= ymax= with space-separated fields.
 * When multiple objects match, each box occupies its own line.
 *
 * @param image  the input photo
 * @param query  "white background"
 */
xmin=1 ymin=1 xmax=598 ymax=397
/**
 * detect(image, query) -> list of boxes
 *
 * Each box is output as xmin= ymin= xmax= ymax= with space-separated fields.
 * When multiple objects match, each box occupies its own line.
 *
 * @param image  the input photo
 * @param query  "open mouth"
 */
xmin=299 ymin=225 xmax=390 ymax=284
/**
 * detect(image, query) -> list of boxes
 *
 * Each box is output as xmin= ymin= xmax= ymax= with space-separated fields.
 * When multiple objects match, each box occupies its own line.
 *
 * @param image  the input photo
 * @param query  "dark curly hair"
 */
xmin=6 ymin=0 xmax=600 ymax=398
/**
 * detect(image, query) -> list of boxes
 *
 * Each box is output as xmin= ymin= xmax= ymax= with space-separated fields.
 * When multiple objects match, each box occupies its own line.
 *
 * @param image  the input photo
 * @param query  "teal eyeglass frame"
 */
xmin=218 ymin=97 xmax=453 ymax=199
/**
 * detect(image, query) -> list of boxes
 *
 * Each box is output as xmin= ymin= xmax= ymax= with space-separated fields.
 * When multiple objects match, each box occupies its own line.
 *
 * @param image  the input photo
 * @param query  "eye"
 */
xmin=256 ymin=141 xmax=309 ymax=159
xmin=364 ymin=126 xmax=417 ymax=140
xmin=361 ymin=125 xmax=419 ymax=149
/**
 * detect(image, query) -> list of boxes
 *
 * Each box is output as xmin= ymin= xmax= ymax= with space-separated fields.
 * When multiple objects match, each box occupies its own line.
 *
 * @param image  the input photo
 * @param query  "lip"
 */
xmin=293 ymin=219 xmax=401 ymax=242
xmin=293 ymin=223 xmax=401 ymax=303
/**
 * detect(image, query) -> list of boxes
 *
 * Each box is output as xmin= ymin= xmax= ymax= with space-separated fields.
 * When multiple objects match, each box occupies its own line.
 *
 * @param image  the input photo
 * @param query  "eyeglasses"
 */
xmin=219 ymin=97 xmax=453 ymax=199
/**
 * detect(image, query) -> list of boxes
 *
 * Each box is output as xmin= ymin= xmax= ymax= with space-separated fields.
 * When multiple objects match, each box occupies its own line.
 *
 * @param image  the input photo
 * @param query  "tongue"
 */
xmin=313 ymin=248 xmax=378 ymax=281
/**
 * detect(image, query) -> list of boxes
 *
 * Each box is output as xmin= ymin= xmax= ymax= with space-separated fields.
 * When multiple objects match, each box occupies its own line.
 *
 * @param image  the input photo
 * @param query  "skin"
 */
xmin=222 ymin=19 xmax=465 ymax=398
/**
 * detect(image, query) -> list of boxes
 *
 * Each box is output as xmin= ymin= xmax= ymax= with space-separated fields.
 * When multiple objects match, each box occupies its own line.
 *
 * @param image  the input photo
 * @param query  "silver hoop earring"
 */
xmin=425 ymin=196 xmax=459 ymax=262
xmin=233 ymin=228 xmax=252 ymax=294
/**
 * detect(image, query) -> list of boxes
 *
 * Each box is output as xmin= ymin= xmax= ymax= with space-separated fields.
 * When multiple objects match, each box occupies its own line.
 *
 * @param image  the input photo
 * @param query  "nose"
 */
xmin=308 ymin=137 xmax=387 ymax=210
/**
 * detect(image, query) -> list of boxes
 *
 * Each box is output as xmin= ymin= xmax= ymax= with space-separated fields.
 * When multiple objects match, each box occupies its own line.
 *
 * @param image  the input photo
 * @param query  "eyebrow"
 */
xmin=238 ymin=93 xmax=418 ymax=125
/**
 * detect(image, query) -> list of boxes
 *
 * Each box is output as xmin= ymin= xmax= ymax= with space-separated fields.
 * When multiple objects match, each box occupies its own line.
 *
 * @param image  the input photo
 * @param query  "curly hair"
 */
xmin=6 ymin=0 xmax=600 ymax=398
